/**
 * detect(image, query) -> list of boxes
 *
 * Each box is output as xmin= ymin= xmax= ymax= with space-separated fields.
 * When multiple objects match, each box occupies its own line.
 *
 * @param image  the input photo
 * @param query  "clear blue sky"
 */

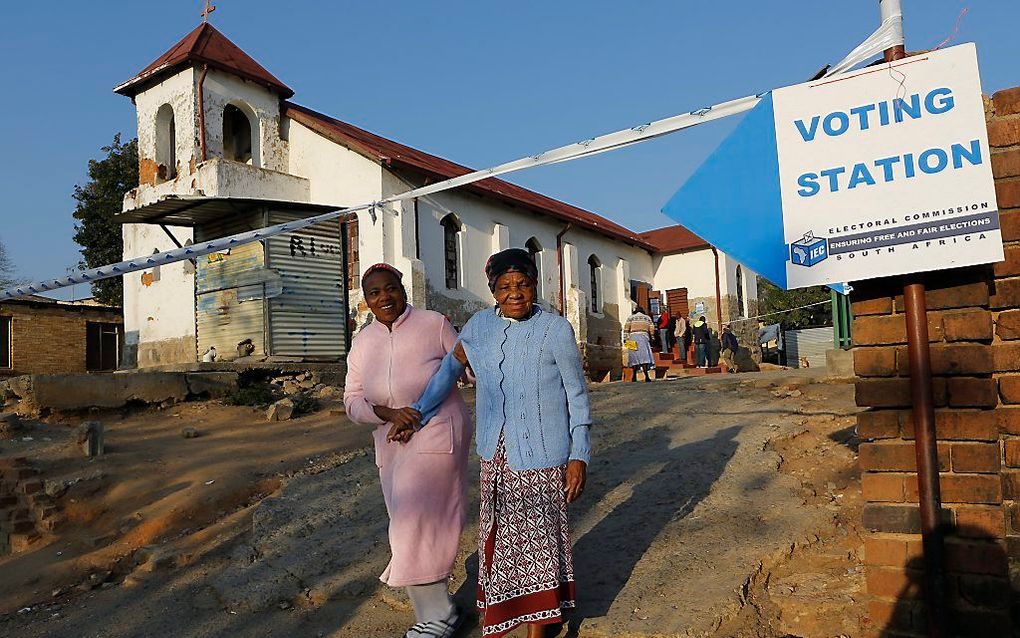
xmin=1 ymin=1 xmax=1017 ymax=298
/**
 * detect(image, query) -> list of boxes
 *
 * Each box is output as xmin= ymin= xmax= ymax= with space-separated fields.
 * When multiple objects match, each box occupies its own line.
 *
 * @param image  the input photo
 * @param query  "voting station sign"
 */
xmin=663 ymin=43 xmax=1002 ymax=291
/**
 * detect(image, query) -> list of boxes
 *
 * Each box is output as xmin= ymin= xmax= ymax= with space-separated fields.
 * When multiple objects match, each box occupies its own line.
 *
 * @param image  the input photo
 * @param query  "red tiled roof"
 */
xmin=283 ymin=102 xmax=658 ymax=250
xmin=114 ymin=23 xmax=293 ymax=98
xmin=638 ymin=225 xmax=710 ymax=254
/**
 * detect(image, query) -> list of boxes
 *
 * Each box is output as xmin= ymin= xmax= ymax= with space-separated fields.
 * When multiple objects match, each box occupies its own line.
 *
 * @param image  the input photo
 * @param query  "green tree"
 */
xmin=0 ymin=237 xmax=19 ymax=289
xmin=757 ymin=277 xmax=832 ymax=329
xmin=72 ymin=134 xmax=139 ymax=306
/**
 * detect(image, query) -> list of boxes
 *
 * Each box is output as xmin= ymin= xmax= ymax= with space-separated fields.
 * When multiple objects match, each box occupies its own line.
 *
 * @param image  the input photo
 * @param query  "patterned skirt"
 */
xmin=477 ymin=435 xmax=576 ymax=637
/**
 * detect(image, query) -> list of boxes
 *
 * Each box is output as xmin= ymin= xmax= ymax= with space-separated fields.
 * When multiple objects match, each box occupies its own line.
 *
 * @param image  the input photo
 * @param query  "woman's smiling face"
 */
xmin=493 ymin=271 xmax=537 ymax=320
xmin=364 ymin=270 xmax=407 ymax=326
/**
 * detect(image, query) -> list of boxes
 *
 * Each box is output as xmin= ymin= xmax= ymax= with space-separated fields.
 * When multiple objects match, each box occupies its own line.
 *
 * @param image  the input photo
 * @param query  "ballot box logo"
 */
xmin=790 ymin=231 xmax=828 ymax=267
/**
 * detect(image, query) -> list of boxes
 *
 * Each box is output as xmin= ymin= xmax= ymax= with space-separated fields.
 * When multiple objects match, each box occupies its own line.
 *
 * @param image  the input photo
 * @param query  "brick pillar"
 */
xmin=854 ymin=86 xmax=1020 ymax=637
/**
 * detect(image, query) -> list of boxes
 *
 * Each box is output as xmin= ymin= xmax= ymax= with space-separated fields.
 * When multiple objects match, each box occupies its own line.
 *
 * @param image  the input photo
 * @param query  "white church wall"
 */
xmin=201 ymin=69 xmax=288 ymax=172
xmin=288 ymin=118 xmax=386 ymax=322
xmin=133 ymin=67 xmax=199 ymax=189
xmin=122 ymin=223 xmax=197 ymax=367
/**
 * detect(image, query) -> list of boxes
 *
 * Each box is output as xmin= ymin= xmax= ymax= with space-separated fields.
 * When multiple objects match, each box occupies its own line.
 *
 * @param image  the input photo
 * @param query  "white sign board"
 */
xmin=775 ymin=43 xmax=1001 ymax=288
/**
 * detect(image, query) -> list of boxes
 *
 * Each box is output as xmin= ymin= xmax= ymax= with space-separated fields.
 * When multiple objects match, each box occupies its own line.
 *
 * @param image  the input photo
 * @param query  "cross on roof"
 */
xmin=201 ymin=0 xmax=216 ymax=23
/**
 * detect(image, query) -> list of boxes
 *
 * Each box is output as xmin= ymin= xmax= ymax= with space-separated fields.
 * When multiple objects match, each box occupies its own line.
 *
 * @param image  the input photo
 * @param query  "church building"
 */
xmin=114 ymin=23 xmax=758 ymax=379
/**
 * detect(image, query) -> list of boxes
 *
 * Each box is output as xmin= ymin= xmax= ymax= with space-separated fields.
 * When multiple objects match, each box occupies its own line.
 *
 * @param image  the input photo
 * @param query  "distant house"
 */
xmin=0 ymin=297 xmax=123 ymax=376
xmin=114 ymin=23 xmax=758 ymax=379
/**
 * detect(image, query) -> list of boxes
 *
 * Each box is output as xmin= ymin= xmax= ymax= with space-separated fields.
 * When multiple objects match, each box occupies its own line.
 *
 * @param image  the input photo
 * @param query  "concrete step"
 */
xmin=2 ymin=466 xmax=38 ymax=482
xmin=18 ymin=479 xmax=43 ymax=496
xmin=9 ymin=531 xmax=39 ymax=553
xmin=0 ymin=458 xmax=28 ymax=470
xmin=6 ymin=517 xmax=35 ymax=534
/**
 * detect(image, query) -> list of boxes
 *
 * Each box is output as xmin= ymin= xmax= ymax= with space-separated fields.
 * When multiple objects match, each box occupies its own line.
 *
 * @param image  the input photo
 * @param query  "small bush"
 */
xmin=291 ymin=394 xmax=319 ymax=416
xmin=225 ymin=385 xmax=275 ymax=407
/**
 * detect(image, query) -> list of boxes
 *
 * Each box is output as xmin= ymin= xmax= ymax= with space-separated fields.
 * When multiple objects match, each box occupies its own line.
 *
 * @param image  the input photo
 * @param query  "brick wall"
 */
xmin=853 ymin=87 xmax=1020 ymax=637
xmin=0 ymin=301 xmax=123 ymax=376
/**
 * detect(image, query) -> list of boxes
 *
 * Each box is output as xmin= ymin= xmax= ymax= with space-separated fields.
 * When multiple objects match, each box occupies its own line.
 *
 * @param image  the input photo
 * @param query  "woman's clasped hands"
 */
xmin=372 ymin=405 xmax=422 ymax=443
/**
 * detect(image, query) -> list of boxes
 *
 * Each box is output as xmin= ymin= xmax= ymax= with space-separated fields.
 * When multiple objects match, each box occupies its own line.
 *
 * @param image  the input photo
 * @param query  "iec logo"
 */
xmin=790 ymin=231 xmax=828 ymax=267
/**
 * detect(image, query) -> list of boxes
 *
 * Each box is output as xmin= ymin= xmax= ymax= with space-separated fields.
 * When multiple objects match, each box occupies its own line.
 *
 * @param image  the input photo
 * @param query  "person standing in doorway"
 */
xmin=692 ymin=315 xmax=711 ymax=368
xmin=720 ymin=324 xmax=740 ymax=373
xmin=657 ymin=307 xmax=672 ymax=355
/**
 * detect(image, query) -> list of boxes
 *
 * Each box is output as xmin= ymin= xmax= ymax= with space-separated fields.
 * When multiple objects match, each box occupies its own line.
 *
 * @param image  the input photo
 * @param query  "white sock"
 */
xmin=406 ymin=580 xmax=455 ymax=624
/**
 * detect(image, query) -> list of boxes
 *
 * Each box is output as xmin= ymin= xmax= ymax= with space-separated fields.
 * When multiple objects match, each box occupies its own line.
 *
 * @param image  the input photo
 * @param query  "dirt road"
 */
xmin=0 ymin=371 xmax=862 ymax=638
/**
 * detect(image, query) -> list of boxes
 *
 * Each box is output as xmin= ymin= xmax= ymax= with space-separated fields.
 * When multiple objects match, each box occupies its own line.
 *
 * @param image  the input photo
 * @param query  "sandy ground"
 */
xmin=0 ymin=370 xmax=864 ymax=638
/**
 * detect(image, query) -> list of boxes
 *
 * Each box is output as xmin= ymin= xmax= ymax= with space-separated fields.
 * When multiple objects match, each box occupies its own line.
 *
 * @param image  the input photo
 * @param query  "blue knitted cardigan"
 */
xmin=412 ymin=306 xmax=592 ymax=471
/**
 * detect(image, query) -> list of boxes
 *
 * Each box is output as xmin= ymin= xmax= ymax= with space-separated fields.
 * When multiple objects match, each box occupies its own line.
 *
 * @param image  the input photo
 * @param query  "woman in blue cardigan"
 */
xmin=404 ymin=248 xmax=591 ymax=638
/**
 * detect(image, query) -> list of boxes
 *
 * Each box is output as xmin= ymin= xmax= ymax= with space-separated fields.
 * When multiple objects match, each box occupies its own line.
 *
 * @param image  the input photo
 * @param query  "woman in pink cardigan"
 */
xmin=343 ymin=263 xmax=471 ymax=638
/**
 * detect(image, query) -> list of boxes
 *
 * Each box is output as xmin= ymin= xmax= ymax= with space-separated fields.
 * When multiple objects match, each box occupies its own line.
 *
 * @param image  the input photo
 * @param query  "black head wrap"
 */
xmin=484 ymin=248 xmax=538 ymax=292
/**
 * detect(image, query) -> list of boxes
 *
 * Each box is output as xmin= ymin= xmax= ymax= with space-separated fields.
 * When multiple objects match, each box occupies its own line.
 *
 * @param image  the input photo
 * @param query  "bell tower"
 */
xmin=114 ymin=21 xmax=295 ymax=192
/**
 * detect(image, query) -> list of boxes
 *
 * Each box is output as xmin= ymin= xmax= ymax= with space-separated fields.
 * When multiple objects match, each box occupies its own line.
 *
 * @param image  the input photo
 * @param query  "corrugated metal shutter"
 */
xmin=266 ymin=211 xmax=346 ymax=359
xmin=195 ymin=214 xmax=268 ymax=360
xmin=785 ymin=326 xmax=833 ymax=368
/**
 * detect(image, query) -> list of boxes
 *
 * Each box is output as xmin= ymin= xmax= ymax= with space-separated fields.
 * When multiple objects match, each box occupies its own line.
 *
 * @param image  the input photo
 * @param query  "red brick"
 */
xmin=1001 ymin=210 xmax=1020 ymax=242
xmin=864 ymin=535 xmax=909 ymax=567
xmin=860 ymin=441 xmax=949 ymax=472
xmin=991 ymin=278 xmax=1020 ymax=309
xmin=1002 ymin=470 xmax=1020 ymax=499
xmin=951 ymin=609 xmax=1012 ymax=637
xmin=995 ymin=310 xmax=1020 ymax=340
xmin=1004 ymin=409 xmax=1020 ymax=436
xmin=1004 ymin=439 xmax=1020 ymax=467
xmin=1007 ymin=502 xmax=1020 ymax=535
xmin=857 ymin=410 xmax=901 ymax=439
xmin=993 ymin=342 xmax=1020 ymax=372
xmin=993 ymin=87 xmax=1020 ymax=117
xmin=851 ymin=296 xmax=892 ymax=316
xmin=919 ymin=281 xmax=990 ymax=311
xmin=866 ymin=566 xmax=922 ymax=599
xmin=863 ymin=472 xmax=907 ymax=502
xmin=940 ymin=474 xmax=1001 ymax=504
xmin=996 ymin=179 xmax=1020 ymax=210
xmin=996 ymin=245 xmax=1020 ymax=278
xmin=853 ymin=314 xmax=907 ymax=346
xmin=854 ymin=347 xmax=896 ymax=377
xmin=946 ymin=378 xmax=998 ymax=408
xmin=867 ymin=598 xmax=924 ymax=634
xmin=950 ymin=442 xmax=1001 ymax=473
xmin=942 ymin=309 xmax=993 ymax=342
xmin=0 ymin=458 xmax=28 ymax=469
xmin=953 ymin=505 xmax=1006 ymax=539
xmin=1000 ymin=377 xmax=1020 ymax=404
xmin=944 ymin=539 xmax=1008 ymax=575
xmin=929 ymin=344 xmax=993 ymax=375
xmin=936 ymin=410 xmax=998 ymax=441
xmin=992 ymin=148 xmax=1020 ymax=179
xmin=863 ymin=504 xmax=929 ymax=534
xmin=856 ymin=378 xmax=911 ymax=408
xmin=949 ymin=574 xmax=1011 ymax=610
xmin=988 ymin=117 xmax=1020 ymax=148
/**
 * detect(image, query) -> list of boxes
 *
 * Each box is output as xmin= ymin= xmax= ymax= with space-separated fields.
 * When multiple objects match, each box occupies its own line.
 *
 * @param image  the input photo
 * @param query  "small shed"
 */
xmin=118 ymin=196 xmax=351 ymax=361
xmin=0 ymin=297 xmax=123 ymax=376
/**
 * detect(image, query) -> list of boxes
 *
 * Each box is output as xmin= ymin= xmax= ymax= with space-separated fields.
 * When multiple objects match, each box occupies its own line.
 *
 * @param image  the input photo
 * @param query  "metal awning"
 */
xmin=116 ymin=196 xmax=341 ymax=226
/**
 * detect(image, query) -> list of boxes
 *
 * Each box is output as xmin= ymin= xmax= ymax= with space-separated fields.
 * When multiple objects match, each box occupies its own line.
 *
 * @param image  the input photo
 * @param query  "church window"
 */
xmin=155 ymin=104 xmax=177 ymax=180
xmin=588 ymin=254 xmax=602 ymax=313
xmin=440 ymin=214 xmax=461 ymax=290
xmin=736 ymin=265 xmax=745 ymax=317
xmin=526 ymin=237 xmax=543 ymax=299
xmin=223 ymin=104 xmax=254 ymax=164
